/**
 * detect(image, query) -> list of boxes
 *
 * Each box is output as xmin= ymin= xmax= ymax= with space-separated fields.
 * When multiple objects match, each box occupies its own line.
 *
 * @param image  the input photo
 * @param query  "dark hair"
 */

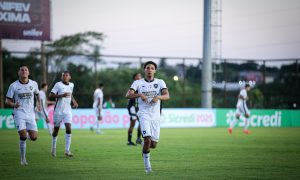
xmin=41 ymin=83 xmax=48 ymax=89
xmin=245 ymin=84 xmax=250 ymax=88
xmin=62 ymin=70 xmax=70 ymax=75
xmin=99 ymin=83 xmax=104 ymax=87
xmin=143 ymin=61 xmax=157 ymax=70
xmin=132 ymin=73 xmax=140 ymax=80
xmin=19 ymin=64 xmax=29 ymax=69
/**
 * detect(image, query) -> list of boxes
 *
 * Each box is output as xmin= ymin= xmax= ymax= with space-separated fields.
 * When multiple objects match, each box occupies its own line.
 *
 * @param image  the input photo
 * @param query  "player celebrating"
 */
xmin=126 ymin=73 xmax=143 ymax=145
xmin=126 ymin=61 xmax=170 ymax=173
xmin=228 ymin=83 xmax=251 ymax=134
xmin=49 ymin=71 xmax=78 ymax=157
xmin=91 ymin=83 xmax=104 ymax=134
xmin=35 ymin=83 xmax=54 ymax=135
xmin=5 ymin=64 xmax=41 ymax=166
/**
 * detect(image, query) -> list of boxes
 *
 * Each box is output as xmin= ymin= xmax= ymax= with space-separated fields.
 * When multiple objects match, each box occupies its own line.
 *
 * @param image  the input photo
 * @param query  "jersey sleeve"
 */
xmin=130 ymin=80 xmax=139 ymax=91
xmin=51 ymin=83 xmax=59 ymax=94
xmin=160 ymin=80 xmax=167 ymax=90
xmin=34 ymin=81 xmax=39 ymax=95
xmin=6 ymin=83 xmax=15 ymax=99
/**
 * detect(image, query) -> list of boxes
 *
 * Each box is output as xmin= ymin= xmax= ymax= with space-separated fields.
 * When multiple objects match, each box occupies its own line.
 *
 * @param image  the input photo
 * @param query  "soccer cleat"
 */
xmin=145 ymin=167 xmax=152 ymax=174
xmin=136 ymin=138 xmax=142 ymax=144
xmin=51 ymin=148 xmax=56 ymax=157
xmin=127 ymin=141 xmax=136 ymax=146
xmin=64 ymin=151 xmax=73 ymax=157
xmin=243 ymin=130 xmax=250 ymax=134
xmin=20 ymin=159 xmax=28 ymax=166
xmin=228 ymin=128 xmax=233 ymax=134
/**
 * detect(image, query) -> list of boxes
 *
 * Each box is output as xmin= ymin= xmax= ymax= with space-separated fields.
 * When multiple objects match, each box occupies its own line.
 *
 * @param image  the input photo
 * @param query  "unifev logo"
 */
xmin=0 ymin=114 xmax=15 ymax=129
xmin=226 ymin=110 xmax=282 ymax=127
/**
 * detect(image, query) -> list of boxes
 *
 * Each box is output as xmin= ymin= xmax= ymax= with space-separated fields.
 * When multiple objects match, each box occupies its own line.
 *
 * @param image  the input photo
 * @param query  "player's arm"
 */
xmin=151 ymin=88 xmax=170 ymax=103
xmin=125 ymin=89 xmax=147 ymax=102
xmin=71 ymin=94 xmax=78 ymax=108
xmin=35 ymin=93 xmax=42 ymax=112
xmin=5 ymin=97 xmax=20 ymax=108
xmin=49 ymin=92 xmax=70 ymax=99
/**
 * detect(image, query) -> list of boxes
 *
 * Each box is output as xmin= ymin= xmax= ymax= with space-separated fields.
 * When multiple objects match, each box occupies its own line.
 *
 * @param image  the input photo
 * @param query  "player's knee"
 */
xmin=20 ymin=136 xmax=27 ymax=141
xmin=150 ymin=141 xmax=157 ymax=149
xmin=30 ymin=136 xmax=37 ymax=141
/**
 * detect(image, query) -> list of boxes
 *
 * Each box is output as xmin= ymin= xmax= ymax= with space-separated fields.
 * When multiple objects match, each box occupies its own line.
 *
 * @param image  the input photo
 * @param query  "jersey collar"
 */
xmin=144 ymin=78 xmax=154 ymax=82
xmin=18 ymin=79 xmax=29 ymax=84
xmin=62 ymin=81 xmax=69 ymax=85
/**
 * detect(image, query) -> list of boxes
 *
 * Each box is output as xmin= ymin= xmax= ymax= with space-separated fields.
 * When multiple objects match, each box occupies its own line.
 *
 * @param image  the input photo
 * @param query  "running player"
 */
xmin=126 ymin=61 xmax=170 ymax=173
xmin=49 ymin=71 xmax=78 ymax=157
xmin=126 ymin=73 xmax=142 ymax=145
xmin=90 ymin=83 xmax=104 ymax=134
xmin=5 ymin=64 xmax=41 ymax=166
xmin=35 ymin=83 xmax=54 ymax=135
xmin=228 ymin=83 xmax=251 ymax=134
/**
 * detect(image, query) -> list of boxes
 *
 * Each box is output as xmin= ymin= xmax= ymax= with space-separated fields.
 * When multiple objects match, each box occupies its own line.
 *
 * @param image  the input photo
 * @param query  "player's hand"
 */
xmin=61 ymin=92 xmax=71 ymax=97
xmin=72 ymin=101 xmax=78 ymax=108
xmin=140 ymin=94 xmax=148 ymax=103
xmin=150 ymin=96 xmax=159 ymax=104
xmin=14 ymin=102 xmax=20 ymax=108
xmin=36 ymin=105 xmax=41 ymax=112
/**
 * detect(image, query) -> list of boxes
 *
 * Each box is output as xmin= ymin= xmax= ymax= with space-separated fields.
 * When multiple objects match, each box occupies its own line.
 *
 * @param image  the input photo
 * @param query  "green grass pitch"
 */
xmin=0 ymin=128 xmax=300 ymax=179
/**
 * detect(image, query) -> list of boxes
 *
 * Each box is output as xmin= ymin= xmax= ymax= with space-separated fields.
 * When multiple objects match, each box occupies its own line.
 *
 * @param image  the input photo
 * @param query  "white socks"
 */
xmin=46 ymin=123 xmax=53 ymax=136
xmin=52 ymin=136 xmax=57 ymax=150
xmin=244 ymin=118 xmax=250 ymax=130
xmin=230 ymin=119 xmax=238 ymax=129
xmin=19 ymin=140 xmax=26 ymax=161
xmin=96 ymin=121 xmax=100 ymax=132
xmin=65 ymin=134 xmax=72 ymax=152
xmin=143 ymin=153 xmax=151 ymax=171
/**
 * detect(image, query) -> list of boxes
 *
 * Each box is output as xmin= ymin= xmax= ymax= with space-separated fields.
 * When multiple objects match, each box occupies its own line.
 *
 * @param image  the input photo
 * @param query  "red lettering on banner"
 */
xmin=123 ymin=114 xmax=130 ymax=127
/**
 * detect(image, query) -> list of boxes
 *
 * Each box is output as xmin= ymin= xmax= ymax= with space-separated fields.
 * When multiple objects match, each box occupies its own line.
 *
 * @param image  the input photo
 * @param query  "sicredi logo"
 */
xmin=226 ymin=110 xmax=281 ymax=127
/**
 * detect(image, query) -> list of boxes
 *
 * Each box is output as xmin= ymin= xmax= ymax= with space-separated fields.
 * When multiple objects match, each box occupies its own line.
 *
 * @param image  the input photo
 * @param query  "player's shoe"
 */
xmin=64 ymin=151 xmax=73 ymax=157
xmin=90 ymin=126 xmax=94 ymax=132
xmin=228 ymin=128 xmax=233 ymax=134
xmin=51 ymin=148 xmax=56 ymax=157
xmin=243 ymin=130 xmax=250 ymax=134
xmin=145 ymin=167 xmax=152 ymax=174
xmin=127 ymin=141 xmax=136 ymax=146
xmin=20 ymin=159 xmax=28 ymax=166
xmin=136 ymin=138 xmax=142 ymax=144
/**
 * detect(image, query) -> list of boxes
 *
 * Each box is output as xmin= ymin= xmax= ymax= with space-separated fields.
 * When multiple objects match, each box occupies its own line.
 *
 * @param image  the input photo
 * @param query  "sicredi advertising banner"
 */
xmin=0 ymin=0 xmax=51 ymax=40
xmin=216 ymin=109 xmax=300 ymax=127
xmin=0 ymin=107 xmax=216 ymax=129
xmin=160 ymin=108 xmax=216 ymax=128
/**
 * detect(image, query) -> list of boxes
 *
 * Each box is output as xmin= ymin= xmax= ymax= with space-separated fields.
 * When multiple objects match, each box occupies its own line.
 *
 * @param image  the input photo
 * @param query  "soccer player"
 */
xmin=35 ymin=83 xmax=54 ymax=135
xmin=49 ymin=71 xmax=78 ymax=157
xmin=126 ymin=73 xmax=142 ymax=146
xmin=5 ymin=64 xmax=41 ymax=166
xmin=91 ymin=83 xmax=104 ymax=134
xmin=228 ymin=83 xmax=251 ymax=134
xmin=126 ymin=61 xmax=170 ymax=173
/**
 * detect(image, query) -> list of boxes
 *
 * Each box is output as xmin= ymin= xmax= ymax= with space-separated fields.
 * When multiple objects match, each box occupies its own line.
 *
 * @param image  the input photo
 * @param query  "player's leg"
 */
xmin=64 ymin=114 xmax=73 ymax=157
xmin=16 ymin=119 xmax=28 ymax=165
xmin=136 ymin=122 xmax=142 ymax=144
xmin=127 ymin=118 xmax=136 ymax=145
xmin=228 ymin=107 xmax=241 ymax=134
xmin=243 ymin=108 xmax=251 ymax=134
xmin=96 ymin=115 xmax=103 ymax=134
xmin=51 ymin=114 xmax=61 ymax=157
xmin=150 ymin=120 xmax=160 ymax=149
xmin=140 ymin=117 xmax=152 ymax=173
xmin=44 ymin=116 xmax=53 ymax=136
